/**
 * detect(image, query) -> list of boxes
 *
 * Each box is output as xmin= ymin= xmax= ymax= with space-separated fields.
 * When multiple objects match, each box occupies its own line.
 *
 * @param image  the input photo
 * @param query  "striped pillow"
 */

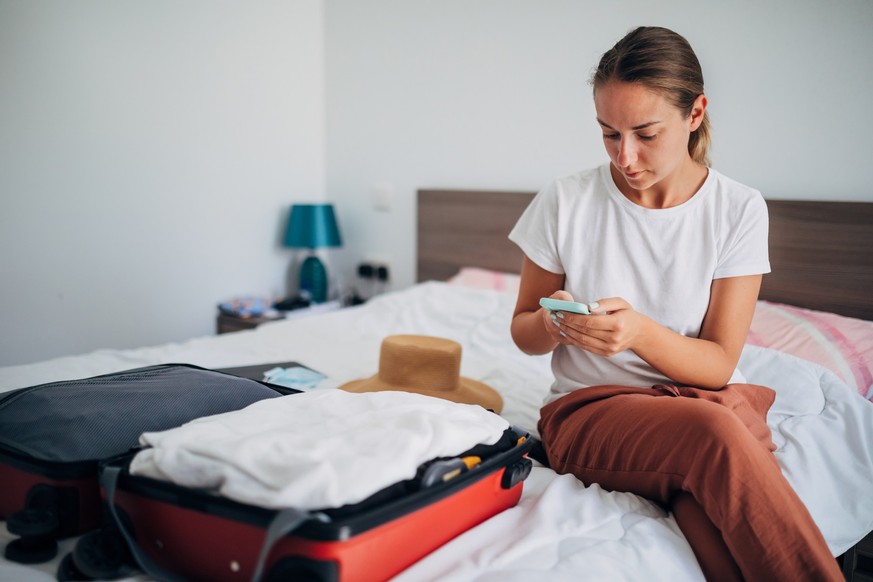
xmin=748 ymin=301 xmax=873 ymax=401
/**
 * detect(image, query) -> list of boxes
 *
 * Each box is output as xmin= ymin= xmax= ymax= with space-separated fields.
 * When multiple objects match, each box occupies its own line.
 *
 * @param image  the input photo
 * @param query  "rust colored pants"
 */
xmin=538 ymin=383 xmax=842 ymax=582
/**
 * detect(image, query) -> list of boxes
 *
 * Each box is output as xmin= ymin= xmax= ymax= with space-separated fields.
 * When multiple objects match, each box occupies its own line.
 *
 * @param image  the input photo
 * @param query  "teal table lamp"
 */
xmin=284 ymin=203 xmax=342 ymax=303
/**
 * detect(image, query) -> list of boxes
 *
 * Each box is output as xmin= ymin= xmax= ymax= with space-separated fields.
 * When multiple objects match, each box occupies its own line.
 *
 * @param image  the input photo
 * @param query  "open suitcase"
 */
xmin=0 ymin=363 xmax=294 ymax=565
xmin=100 ymin=425 xmax=534 ymax=582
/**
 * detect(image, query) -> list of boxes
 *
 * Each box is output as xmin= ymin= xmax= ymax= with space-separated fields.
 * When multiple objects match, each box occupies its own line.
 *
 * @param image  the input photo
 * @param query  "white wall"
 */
xmin=0 ymin=0 xmax=325 ymax=366
xmin=3 ymin=1 xmax=872 ymax=367
xmin=325 ymin=0 xmax=873 ymax=291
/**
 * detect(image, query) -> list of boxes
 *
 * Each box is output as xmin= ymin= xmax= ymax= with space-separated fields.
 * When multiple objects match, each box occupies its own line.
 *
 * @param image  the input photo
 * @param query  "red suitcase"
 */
xmin=101 ymin=426 xmax=533 ymax=582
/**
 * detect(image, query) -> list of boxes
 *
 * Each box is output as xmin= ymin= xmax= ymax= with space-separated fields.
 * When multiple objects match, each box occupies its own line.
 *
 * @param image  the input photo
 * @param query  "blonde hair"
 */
xmin=592 ymin=27 xmax=711 ymax=166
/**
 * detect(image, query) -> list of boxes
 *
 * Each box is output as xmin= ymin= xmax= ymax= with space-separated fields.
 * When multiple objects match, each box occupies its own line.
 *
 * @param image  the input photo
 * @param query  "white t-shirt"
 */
xmin=509 ymin=164 xmax=771 ymax=402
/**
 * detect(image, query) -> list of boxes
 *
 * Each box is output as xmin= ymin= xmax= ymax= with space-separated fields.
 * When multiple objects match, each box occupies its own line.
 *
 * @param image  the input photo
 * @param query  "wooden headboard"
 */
xmin=417 ymin=189 xmax=873 ymax=321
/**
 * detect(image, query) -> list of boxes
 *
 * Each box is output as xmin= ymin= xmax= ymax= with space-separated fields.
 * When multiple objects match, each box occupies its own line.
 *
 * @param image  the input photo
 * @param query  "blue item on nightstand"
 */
xmin=218 ymin=296 xmax=277 ymax=319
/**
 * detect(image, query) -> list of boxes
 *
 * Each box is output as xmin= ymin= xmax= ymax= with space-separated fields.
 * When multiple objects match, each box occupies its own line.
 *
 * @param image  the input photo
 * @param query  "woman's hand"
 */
xmin=511 ymin=258 xmax=567 ymax=355
xmin=533 ymin=275 xmax=763 ymax=388
xmin=547 ymin=296 xmax=648 ymax=357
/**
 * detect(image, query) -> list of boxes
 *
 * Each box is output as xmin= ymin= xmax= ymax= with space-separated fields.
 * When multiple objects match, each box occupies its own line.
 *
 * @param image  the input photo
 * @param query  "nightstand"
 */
xmin=216 ymin=313 xmax=283 ymax=334
xmin=216 ymin=300 xmax=345 ymax=334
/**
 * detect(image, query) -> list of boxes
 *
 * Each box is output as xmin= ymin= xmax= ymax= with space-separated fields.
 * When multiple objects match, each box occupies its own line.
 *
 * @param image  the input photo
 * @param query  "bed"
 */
xmin=2 ymin=190 xmax=872 ymax=581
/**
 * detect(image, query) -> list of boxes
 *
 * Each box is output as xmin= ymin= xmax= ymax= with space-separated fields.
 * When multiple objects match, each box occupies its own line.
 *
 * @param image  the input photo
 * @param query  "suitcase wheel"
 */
xmin=3 ymin=508 xmax=60 ymax=564
xmin=266 ymin=556 xmax=339 ymax=582
xmin=4 ymin=535 xmax=58 ymax=565
xmin=25 ymin=484 xmax=81 ymax=539
xmin=7 ymin=507 xmax=59 ymax=538
xmin=57 ymin=552 xmax=94 ymax=582
xmin=71 ymin=528 xmax=129 ymax=580
xmin=500 ymin=458 xmax=533 ymax=490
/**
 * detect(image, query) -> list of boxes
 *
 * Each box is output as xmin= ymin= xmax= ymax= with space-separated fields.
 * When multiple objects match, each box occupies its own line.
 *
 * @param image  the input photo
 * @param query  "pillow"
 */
xmin=748 ymin=300 xmax=873 ymax=401
xmin=447 ymin=267 xmax=521 ymax=295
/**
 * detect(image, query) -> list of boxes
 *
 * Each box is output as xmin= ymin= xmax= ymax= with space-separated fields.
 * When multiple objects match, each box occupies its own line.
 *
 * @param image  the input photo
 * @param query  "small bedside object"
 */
xmin=216 ymin=296 xmax=282 ymax=334
xmin=218 ymin=296 xmax=277 ymax=319
xmin=273 ymin=296 xmax=311 ymax=311
xmin=216 ymin=298 xmax=345 ymax=334
xmin=283 ymin=203 xmax=343 ymax=304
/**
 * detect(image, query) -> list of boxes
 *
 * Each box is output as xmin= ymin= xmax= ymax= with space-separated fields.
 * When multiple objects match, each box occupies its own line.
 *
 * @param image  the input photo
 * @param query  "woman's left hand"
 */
xmin=554 ymin=297 xmax=648 ymax=357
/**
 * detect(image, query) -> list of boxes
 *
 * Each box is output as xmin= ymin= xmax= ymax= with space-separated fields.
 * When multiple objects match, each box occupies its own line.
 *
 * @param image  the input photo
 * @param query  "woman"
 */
xmin=509 ymin=26 xmax=841 ymax=581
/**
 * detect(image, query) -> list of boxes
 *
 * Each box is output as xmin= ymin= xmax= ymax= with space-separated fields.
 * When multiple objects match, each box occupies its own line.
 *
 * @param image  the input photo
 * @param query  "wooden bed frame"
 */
xmin=417 ymin=189 xmax=873 ymax=321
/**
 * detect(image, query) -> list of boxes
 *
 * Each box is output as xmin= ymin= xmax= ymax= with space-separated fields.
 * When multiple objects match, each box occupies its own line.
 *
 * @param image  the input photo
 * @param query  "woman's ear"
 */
xmin=689 ymin=94 xmax=708 ymax=131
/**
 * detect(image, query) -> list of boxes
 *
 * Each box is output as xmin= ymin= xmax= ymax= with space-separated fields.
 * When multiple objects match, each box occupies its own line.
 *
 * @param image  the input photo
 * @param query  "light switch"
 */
xmin=373 ymin=183 xmax=394 ymax=212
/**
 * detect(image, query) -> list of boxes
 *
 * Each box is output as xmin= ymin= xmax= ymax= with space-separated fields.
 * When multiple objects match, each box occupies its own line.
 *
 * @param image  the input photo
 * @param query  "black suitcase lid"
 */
xmin=0 ymin=364 xmax=289 ymax=470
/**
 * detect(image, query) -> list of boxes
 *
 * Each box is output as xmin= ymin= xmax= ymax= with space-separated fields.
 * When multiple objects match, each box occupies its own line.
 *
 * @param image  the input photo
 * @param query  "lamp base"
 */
xmin=299 ymin=254 xmax=328 ymax=303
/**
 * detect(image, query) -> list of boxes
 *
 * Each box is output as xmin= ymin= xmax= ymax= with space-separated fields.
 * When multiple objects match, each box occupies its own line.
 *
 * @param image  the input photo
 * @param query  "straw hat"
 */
xmin=338 ymin=335 xmax=503 ymax=413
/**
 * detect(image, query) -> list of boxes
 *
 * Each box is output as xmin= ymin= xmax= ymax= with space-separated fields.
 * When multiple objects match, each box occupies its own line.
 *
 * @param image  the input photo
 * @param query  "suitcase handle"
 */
xmin=250 ymin=506 xmax=314 ymax=582
xmin=101 ymin=464 xmax=316 ymax=582
xmin=101 ymin=465 xmax=187 ymax=582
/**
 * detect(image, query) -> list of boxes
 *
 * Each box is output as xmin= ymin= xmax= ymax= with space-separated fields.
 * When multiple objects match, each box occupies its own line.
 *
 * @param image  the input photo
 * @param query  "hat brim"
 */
xmin=338 ymin=375 xmax=503 ymax=413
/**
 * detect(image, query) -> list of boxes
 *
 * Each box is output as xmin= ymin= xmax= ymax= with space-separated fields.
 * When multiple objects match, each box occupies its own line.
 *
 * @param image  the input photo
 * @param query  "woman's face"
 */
xmin=594 ymin=81 xmax=705 ymax=198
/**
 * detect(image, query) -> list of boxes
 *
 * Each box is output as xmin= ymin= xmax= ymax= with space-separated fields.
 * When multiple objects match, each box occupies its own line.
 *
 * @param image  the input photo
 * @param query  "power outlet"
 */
xmin=363 ymin=263 xmax=390 ymax=283
xmin=353 ymin=259 xmax=391 ymax=303
xmin=361 ymin=257 xmax=391 ymax=283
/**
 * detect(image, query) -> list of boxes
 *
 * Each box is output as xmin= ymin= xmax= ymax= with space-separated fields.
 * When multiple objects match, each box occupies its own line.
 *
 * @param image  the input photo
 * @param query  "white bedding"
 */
xmin=2 ymin=281 xmax=872 ymax=581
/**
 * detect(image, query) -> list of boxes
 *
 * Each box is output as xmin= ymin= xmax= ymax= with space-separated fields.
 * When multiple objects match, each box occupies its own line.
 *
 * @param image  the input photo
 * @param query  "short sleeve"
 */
xmin=508 ymin=182 xmax=564 ymax=275
xmin=713 ymin=193 xmax=771 ymax=279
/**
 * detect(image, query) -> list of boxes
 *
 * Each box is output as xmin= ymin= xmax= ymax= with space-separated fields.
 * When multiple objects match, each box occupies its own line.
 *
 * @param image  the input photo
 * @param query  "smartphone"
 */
xmin=539 ymin=297 xmax=591 ymax=315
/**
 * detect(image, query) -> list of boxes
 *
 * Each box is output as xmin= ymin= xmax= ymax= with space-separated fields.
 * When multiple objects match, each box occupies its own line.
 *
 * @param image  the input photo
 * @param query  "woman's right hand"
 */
xmin=541 ymin=290 xmax=577 ymax=344
xmin=548 ymin=296 xmax=646 ymax=357
xmin=510 ymin=257 xmax=567 ymax=355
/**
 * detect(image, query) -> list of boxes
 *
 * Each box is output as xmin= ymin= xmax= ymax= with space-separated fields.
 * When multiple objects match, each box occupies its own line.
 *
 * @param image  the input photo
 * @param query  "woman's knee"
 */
xmin=684 ymin=401 xmax=746 ymax=436
xmin=676 ymin=401 xmax=765 ymax=465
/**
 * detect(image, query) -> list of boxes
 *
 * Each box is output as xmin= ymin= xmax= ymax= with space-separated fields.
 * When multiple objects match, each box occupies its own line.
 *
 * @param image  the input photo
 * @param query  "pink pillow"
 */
xmin=748 ymin=300 xmax=873 ymax=401
xmin=447 ymin=267 xmax=521 ymax=295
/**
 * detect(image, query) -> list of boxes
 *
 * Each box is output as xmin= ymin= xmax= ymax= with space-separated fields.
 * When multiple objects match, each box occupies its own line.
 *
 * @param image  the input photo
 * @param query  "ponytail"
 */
xmin=689 ymin=111 xmax=711 ymax=166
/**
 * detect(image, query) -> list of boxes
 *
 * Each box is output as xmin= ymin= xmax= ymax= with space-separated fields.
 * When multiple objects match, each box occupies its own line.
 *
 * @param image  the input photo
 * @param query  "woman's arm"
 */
xmin=555 ymin=274 xmax=762 ymax=389
xmin=510 ymin=256 xmax=569 ymax=355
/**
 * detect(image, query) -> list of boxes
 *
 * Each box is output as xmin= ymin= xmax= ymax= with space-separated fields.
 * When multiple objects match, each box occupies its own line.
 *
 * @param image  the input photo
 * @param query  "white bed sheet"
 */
xmin=2 ymin=281 xmax=872 ymax=581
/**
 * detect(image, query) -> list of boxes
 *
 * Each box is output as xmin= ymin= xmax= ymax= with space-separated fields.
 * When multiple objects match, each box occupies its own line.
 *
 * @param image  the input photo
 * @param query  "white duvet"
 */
xmin=1 ymin=281 xmax=872 ymax=581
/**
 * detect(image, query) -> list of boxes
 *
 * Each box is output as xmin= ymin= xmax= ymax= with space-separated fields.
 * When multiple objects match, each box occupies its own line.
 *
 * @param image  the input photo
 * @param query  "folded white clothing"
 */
xmin=129 ymin=389 xmax=509 ymax=510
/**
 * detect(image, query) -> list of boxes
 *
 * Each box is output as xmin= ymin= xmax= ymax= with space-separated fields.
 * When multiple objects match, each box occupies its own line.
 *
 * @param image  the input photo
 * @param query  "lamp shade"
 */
xmin=284 ymin=204 xmax=342 ymax=249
